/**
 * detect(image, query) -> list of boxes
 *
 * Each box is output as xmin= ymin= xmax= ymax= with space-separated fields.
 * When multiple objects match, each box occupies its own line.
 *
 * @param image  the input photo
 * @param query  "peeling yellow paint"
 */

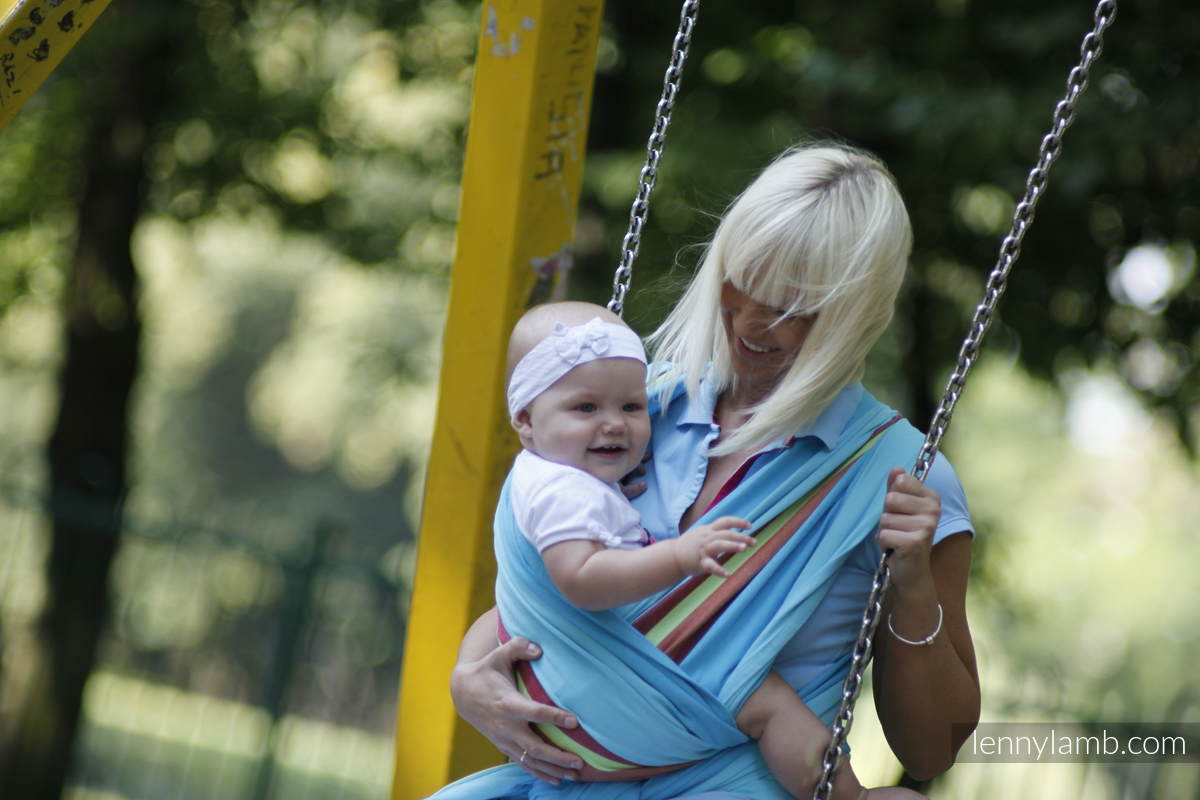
xmin=483 ymin=6 xmax=540 ymax=58
xmin=0 ymin=0 xmax=115 ymax=133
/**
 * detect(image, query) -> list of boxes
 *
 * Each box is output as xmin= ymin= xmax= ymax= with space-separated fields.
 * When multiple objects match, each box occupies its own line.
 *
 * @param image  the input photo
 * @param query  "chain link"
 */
xmin=813 ymin=2 xmax=1117 ymax=796
xmin=607 ymin=1 xmax=700 ymax=317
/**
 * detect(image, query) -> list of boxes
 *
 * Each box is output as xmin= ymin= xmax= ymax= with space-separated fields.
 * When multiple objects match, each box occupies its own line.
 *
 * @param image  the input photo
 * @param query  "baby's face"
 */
xmin=520 ymin=357 xmax=650 ymax=484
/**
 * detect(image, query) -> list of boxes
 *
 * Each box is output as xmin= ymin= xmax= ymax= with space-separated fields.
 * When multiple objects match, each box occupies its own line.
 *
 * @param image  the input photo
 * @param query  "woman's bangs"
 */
xmin=722 ymin=229 xmax=818 ymax=317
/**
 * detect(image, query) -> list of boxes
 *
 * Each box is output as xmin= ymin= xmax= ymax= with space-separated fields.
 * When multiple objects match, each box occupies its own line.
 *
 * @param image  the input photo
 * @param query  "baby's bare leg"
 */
xmin=737 ymin=673 xmax=928 ymax=799
xmin=736 ymin=672 xmax=863 ymax=799
xmin=825 ymin=749 xmax=927 ymax=800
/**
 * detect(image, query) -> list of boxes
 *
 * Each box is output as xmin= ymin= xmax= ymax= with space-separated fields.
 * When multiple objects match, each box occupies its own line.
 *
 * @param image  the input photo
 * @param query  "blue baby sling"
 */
xmin=429 ymin=389 xmax=923 ymax=799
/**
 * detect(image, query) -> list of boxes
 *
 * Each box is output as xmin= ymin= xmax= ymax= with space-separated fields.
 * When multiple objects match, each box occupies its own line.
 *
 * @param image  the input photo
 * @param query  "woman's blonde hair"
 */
xmin=647 ymin=142 xmax=913 ymax=455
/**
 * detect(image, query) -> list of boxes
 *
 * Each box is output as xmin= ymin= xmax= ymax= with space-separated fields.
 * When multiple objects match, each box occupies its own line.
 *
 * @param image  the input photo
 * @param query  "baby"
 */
xmin=504 ymin=301 xmax=916 ymax=799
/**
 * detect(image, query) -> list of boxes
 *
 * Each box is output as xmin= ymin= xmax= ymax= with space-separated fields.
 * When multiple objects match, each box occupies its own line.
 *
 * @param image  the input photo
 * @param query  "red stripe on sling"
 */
xmin=496 ymin=619 xmax=694 ymax=781
xmin=627 ymin=450 xmax=768 ymax=638
xmin=633 ymin=415 xmax=901 ymax=662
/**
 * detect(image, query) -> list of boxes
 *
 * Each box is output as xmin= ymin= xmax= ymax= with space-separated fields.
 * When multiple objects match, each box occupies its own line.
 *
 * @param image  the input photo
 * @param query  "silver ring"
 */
xmin=519 ymin=749 xmax=528 ymax=765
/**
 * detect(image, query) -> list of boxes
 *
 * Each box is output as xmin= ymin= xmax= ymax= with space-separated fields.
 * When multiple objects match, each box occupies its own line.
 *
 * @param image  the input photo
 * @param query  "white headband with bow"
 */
xmin=507 ymin=317 xmax=647 ymax=418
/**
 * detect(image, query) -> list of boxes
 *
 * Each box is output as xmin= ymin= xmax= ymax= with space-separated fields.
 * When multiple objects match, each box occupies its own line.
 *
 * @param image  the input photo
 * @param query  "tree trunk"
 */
xmin=0 ymin=6 xmax=175 ymax=797
xmin=904 ymin=276 xmax=937 ymax=434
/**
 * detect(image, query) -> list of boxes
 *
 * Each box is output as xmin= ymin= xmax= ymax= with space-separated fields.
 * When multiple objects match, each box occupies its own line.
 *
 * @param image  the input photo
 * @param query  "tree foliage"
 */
xmin=576 ymin=0 xmax=1198 ymax=448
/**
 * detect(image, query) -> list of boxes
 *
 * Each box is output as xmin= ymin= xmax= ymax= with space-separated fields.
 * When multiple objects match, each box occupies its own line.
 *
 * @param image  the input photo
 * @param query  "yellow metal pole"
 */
xmin=393 ymin=2 xmax=603 ymax=798
xmin=0 ymin=0 xmax=114 ymax=134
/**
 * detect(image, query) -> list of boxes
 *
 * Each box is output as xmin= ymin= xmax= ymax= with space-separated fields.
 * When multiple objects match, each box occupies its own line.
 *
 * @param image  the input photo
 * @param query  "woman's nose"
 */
xmin=732 ymin=306 xmax=769 ymax=334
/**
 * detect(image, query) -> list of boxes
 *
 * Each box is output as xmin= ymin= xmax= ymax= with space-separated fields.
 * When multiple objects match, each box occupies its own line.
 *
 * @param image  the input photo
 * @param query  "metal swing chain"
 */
xmin=608 ymin=0 xmax=701 ymax=317
xmin=814 ymin=2 xmax=1117 ymax=797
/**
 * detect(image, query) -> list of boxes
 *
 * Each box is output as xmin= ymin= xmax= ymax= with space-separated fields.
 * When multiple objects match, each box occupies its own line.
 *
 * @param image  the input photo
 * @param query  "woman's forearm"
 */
xmin=874 ymin=604 xmax=980 ymax=778
xmin=449 ymin=607 xmax=584 ymax=783
xmin=457 ymin=606 xmax=500 ymax=663
xmin=873 ymin=534 xmax=981 ymax=780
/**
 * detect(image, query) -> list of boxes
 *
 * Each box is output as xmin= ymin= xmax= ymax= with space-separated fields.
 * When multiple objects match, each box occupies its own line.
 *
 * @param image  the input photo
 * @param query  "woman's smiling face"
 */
xmin=720 ymin=281 xmax=816 ymax=400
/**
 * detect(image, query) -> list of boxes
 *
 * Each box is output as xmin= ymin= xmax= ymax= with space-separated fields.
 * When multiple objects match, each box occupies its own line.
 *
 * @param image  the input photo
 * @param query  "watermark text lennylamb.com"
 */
xmin=955 ymin=723 xmax=1200 ymax=764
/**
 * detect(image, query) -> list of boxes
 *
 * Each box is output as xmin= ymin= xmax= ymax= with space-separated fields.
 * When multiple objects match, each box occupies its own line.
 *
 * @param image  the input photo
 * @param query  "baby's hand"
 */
xmin=673 ymin=516 xmax=754 ymax=578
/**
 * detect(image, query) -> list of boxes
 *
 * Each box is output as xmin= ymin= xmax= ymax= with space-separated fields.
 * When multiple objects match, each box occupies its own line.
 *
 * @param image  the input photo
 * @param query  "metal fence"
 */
xmin=0 ymin=484 xmax=406 ymax=800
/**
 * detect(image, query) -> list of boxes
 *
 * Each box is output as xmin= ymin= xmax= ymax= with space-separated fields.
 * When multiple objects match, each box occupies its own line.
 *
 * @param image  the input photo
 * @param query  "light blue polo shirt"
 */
xmin=629 ymin=378 xmax=973 ymax=694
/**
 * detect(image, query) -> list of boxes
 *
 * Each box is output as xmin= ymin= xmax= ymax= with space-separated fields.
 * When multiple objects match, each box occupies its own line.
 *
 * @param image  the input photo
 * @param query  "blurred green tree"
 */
xmin=2 ymin=4 xmax=181 ymax=796
xmin=1 ymin=0 xmax=474 ymax=795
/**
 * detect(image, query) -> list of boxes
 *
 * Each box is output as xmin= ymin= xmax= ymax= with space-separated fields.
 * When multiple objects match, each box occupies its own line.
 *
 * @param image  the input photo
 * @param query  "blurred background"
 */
xmin=0 ymin=0 xmax=1197 ymax=798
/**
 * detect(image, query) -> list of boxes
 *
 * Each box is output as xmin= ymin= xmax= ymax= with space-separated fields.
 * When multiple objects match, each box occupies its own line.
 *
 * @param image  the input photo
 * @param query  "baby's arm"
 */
xmin=541 ymin=516 xmax=753 ymax=611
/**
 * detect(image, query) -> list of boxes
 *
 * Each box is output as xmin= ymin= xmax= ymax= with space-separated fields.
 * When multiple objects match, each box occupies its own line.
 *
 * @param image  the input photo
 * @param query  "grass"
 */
xmin=69 ymin=670 xmax=393 ymax=800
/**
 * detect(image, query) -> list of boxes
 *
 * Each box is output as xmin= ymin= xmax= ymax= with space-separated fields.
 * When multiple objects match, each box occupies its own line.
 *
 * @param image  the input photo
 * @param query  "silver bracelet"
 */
xmin=887 ymin=603 xmax=943 ymax=646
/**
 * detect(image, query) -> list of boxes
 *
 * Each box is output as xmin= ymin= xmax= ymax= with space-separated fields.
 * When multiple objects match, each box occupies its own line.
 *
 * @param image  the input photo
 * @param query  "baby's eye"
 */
xmin=622 ymin=402 xmax=644 ymax=413
xmin=576 ymin=402 xmax=597 ymax=413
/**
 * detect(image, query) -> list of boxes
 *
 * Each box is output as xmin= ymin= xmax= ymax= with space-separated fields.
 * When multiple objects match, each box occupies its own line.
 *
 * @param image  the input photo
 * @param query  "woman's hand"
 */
xmin=877 ymin=467 xmax=940 ymax=597
xmin=449 ymin=635 xmax=584 ymax=784
xmin=619 ymin=450 xmax=652 ymax=500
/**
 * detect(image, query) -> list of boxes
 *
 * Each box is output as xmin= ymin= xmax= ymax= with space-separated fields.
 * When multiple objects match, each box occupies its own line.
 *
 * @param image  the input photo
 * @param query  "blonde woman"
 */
xmin=445 ymin=143 xmax=981 ymax=798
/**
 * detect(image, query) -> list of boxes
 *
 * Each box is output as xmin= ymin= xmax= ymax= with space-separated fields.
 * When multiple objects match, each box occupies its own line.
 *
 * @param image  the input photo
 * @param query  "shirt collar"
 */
xmin=678 ymin=374 xmax=720 ymax=428
xmin=676 ymin=378 xmax=864 ymax=452
xmin=783 ymin=383 xmax=863 ymax=450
